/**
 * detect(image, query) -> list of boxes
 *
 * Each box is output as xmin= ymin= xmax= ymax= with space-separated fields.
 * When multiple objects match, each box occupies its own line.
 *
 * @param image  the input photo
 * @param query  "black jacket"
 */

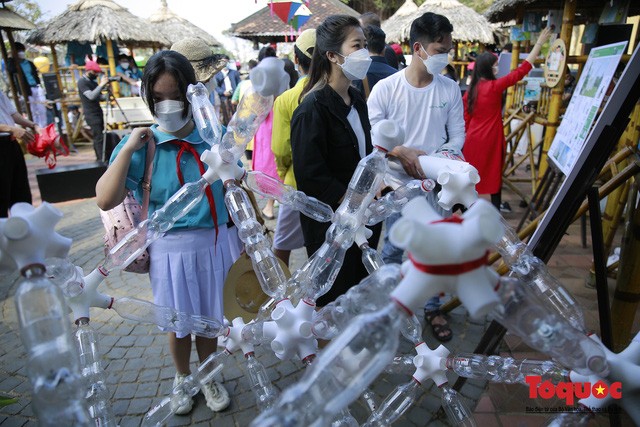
xmin=291 ymin=84 xmax=372 ymax=216
xmin=291 ymin=84 xmax=380 ymax=305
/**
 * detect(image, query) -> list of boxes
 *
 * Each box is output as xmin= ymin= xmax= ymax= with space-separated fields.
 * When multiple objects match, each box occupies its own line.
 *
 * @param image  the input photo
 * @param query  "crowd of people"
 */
xmin=3 ymin=9 xmax=558 ymax=417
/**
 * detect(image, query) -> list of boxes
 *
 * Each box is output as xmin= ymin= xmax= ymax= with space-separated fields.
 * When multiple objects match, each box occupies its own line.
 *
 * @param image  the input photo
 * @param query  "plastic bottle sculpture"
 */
xmin=282 ymin=119 xmax=404 ymax=303
xmin=365 ymin=179 xmax=435 ymax=226
xmin=186 ymin=82 xmax=223 ymax=145
xmin=494 ymin=216 xmax=587 ymax=333
xmin=417 ymin=154 xmax=480 ymax=210
xmin=567 ymin=332 xmax=640 ymax=423
xmin=0 ymin=203 xmax=91 ymax=426
xmin=446 ymin=353 xmax=569 ymax=384
xmin=390 ymin=197 xmax=503 ymax=319
xmin=494 ymin=277 xmax=608 ymax=376
xmin=251 ymin=199 xmax=502 ymax=426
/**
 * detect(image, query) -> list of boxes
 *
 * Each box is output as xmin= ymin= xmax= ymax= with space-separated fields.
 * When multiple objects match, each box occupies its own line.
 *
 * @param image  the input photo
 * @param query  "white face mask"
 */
xmin=420 ymin=45 xmax=449 ymax=76
xmin=154 ymin=100 xmax=191 ymax=132
xmin=119 ymin=62 xmax=129 ymax=69
xmin=337 ymin=48 xmax=371 ymax=81
xmin=17 ymin=51 xmax=26 ymax=59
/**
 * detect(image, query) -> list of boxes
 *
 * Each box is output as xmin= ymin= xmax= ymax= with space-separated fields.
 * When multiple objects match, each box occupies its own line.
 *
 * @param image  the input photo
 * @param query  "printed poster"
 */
xmin=548 ymin=42 xmax=627 ymax=175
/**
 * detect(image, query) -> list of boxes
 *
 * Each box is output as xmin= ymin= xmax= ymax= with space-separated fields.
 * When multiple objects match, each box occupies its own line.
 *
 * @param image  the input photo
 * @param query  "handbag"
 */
xmin=27 ymin=123 xmax=69 ymax=169
xmin=100 ymin=141 xmax=155 ymax=273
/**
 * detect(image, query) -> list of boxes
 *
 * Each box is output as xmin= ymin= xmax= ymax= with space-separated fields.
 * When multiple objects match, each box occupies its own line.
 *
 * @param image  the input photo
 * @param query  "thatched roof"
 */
xmin=26 ymin=0 xmax=169 ymax=47
xmin=484 ymin=0 xmax=640 ymax=24
xmin=382 ymin=0 xmax=495 ymax=44
xmin=229 ymin=0 xmax=359 ymax=44
xmin=148 ymin=0 xmax=221 ymax=47
xmin=381 ymin=0 xmax=419 ymax=43
xmin=0 ymin=7 xmax=35 ymax=30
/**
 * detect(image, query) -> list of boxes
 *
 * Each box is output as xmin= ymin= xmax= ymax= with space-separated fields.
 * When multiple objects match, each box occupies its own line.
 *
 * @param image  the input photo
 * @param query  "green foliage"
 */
xmin=7 ymin=0 xmax=45 ymax=25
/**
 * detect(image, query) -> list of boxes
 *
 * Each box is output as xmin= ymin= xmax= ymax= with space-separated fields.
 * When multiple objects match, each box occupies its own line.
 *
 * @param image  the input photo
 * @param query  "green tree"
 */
xmin=7 ymin=0 xmax=45 ymax=25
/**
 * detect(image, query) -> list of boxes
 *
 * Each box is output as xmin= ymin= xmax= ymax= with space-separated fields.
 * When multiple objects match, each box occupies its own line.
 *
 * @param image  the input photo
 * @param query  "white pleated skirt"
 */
xmin=148 ymin=227 xmax=235 ymax=338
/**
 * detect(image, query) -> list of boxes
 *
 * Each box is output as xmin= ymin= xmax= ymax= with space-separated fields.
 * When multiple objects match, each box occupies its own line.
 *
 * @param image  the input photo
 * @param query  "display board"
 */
xmin=547 ymin=41 xmax=627 ymax=175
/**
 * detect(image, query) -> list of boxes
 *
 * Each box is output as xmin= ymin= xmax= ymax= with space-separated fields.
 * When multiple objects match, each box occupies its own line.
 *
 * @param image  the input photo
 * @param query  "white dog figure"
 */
xmin=388 ymin=198 xmax=503 ymax=319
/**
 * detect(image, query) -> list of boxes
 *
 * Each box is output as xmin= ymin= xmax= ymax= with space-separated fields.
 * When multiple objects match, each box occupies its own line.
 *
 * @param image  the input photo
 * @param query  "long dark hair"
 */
xmin=466 ymin=52 xmax=497 ymax=116
xmin=142 ymin=50 xmax=196 ymax=119
xmin=301 ymin=14 xmax=361 ymax=99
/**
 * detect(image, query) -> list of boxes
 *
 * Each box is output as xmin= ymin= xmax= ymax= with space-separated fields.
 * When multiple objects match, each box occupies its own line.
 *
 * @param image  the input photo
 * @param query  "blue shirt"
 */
xmin=20 ymin=60 xmax=37 ymax=87
xmin=110 ymin=124 xmax=229 ymax=230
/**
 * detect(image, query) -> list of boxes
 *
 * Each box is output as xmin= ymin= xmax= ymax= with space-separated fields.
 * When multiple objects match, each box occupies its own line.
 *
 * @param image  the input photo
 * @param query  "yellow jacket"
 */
xmin=271 ymin=76 xmax=307 ymax=188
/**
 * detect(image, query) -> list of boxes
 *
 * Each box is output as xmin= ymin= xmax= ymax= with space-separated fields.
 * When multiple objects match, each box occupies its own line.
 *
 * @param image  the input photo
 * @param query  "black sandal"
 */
xmin=424 ymin=309 xmax=452 ymax=342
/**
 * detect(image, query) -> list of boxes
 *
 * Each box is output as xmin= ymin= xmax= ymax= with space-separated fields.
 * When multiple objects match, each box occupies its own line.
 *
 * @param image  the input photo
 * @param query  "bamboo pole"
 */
xmin=106 ymin=39 xmax=120 ymax=97
xmin=0 ymin=30 xmax=21 ymax=114
xmin=538 ymin=0 xmax=576 ymax=177
xmin=504 ymin=6 xmax=524 ymax=112
xmin=6 ymin=30 xmax=33 ymax=120
xmin=610 ymin=176 xmax=640 ymax=352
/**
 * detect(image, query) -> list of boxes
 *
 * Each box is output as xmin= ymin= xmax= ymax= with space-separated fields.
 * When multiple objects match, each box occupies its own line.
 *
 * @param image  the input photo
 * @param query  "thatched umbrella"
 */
xmin=382 ymin=0 xmax=494 ymax=44
xmin=0 ymin=5 xmax=37 ymax=119
xmin=381 ymin=0 xmax=418 ymax=44
xmin=27 ymin=0 xmax=169 ymax=96
xmin=229 ymin=0 xmax=359 ymax=47
xmin=148 ymin=0 xmax=221 ymax=47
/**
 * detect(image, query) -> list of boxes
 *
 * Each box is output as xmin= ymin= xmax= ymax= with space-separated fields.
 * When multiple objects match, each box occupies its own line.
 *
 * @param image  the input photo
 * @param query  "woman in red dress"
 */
xmin=463 ymin=27 xmax=552 ymax=211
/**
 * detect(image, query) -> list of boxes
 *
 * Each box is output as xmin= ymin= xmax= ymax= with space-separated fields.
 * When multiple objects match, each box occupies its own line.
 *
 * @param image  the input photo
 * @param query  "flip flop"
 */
xmin=424 ymin=309 xmax=452 ymax=342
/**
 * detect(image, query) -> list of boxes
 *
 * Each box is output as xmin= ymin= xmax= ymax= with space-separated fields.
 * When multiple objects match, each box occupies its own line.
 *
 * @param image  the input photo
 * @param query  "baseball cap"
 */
xmin=295 ymin=29 xmax=316 ymax=59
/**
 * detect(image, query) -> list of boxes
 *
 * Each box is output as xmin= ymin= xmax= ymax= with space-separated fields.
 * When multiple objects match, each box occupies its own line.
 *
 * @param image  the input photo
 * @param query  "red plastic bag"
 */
xmin=27 ymin=123 xmax=69 ymax=169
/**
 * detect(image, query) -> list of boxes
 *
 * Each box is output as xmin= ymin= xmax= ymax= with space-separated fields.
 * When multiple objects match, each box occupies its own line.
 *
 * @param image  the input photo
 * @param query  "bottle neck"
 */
xmin=21 ymin=263 xmax=46 ymax=278
xmin=76 ymin=317 xmax=90 ymax=326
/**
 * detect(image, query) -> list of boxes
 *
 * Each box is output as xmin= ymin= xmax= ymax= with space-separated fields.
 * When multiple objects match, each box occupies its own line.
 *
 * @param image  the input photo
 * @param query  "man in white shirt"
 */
xmin=367 ymin=12 xmax=464 ymax=342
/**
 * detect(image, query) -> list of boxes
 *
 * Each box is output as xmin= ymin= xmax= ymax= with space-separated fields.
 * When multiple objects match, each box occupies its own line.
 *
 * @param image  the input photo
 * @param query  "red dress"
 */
xmin=462 ymin=61 xmax=533 ymax=194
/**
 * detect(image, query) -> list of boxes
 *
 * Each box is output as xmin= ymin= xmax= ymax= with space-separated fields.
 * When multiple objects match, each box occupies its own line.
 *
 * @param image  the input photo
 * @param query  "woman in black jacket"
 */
xmin=291 ymin=14 xmax=381 ymax=306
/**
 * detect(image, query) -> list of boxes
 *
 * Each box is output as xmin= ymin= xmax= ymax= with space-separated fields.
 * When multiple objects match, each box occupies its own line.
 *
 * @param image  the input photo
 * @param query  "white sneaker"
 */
xmin=202 ymin=381 xmax=230 ymax=412
xmin=171 ymin=373 xmax=194 ymax=415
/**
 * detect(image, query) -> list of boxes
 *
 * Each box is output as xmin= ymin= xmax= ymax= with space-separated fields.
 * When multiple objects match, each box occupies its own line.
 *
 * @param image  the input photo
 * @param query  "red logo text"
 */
xmin=526 ymin=376 xmax=622 ymax=405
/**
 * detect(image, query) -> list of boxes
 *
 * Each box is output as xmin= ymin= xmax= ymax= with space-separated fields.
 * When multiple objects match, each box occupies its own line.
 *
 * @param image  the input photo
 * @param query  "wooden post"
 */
xmin=0 ymin=30 xmax=22 ymax=114
xmin=610 ymin=176 xmax=640 ymax=352
xmin=538 ymin=0 xmax=576 ymax=176
xmin=50 ymin=44 xmax=74 ymax=146
xmin=106 ymin=39 xmax=120 ymax=97
xmin=6 ymin=30 xmax=33 ymax=120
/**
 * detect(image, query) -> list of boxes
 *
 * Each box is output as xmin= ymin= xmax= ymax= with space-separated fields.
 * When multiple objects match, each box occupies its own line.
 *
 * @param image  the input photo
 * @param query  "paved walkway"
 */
xmin=0 ymin=147 xmax=635 ymax=426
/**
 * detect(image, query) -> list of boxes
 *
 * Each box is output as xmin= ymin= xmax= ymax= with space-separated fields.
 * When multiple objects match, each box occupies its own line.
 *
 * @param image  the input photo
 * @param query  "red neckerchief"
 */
xmin=169 ymin=140 xmax=218 ymax=244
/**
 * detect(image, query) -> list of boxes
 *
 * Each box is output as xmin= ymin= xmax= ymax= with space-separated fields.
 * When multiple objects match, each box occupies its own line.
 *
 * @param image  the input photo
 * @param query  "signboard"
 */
xmin=548 ymin=41 xmax=627 ymax=175
xmin=544 ymin=39 xmax=567 ymax=88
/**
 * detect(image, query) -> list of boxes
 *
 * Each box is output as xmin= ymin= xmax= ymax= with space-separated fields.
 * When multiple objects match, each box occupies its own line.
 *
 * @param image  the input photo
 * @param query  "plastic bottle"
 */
xmin=14 ymin=264 xmax=91 ymax=426
xmin=224 ymin=181 xmax=288 ymax=298
xmin=102 ymin=177 xmax=213 ymax=273
xmin=364 ymin=379 xmax=422 ymax=426
xmin=245 ymin=352 xmax=278 ymax=410
xmin=494 ymin=277 xmax=608 ymax=376
xmin=110 ymin=297 xmax=228 ymax=339
xmin=244 ymin=170 xmax=334 ymax=222
xmin=251 ymin=302 xmax=406 ymax=426
xmin=75 ymin=318 xmax=116 ymax=426
xmin=187 ymin=82 xmax=223 ymax=146
xmin=359 ymin=242 xmax=384 ymax=275
xmin=384 ymin=355 xmax=415 ymax=375
xmin=440 ymin=384 xmax=476 ymax=427
xmin=494 ymin=217 xmax=586 ymax=332
xmin=45 ymin=257 xmax=84 ymax=297
xmin=365 ymin=179 xmax=435 ymax=226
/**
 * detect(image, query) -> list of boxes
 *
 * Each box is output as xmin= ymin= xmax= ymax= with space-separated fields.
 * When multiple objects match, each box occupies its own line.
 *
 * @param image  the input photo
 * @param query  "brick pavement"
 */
xmin=0 ymin=147 xmax=636 ymax=426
